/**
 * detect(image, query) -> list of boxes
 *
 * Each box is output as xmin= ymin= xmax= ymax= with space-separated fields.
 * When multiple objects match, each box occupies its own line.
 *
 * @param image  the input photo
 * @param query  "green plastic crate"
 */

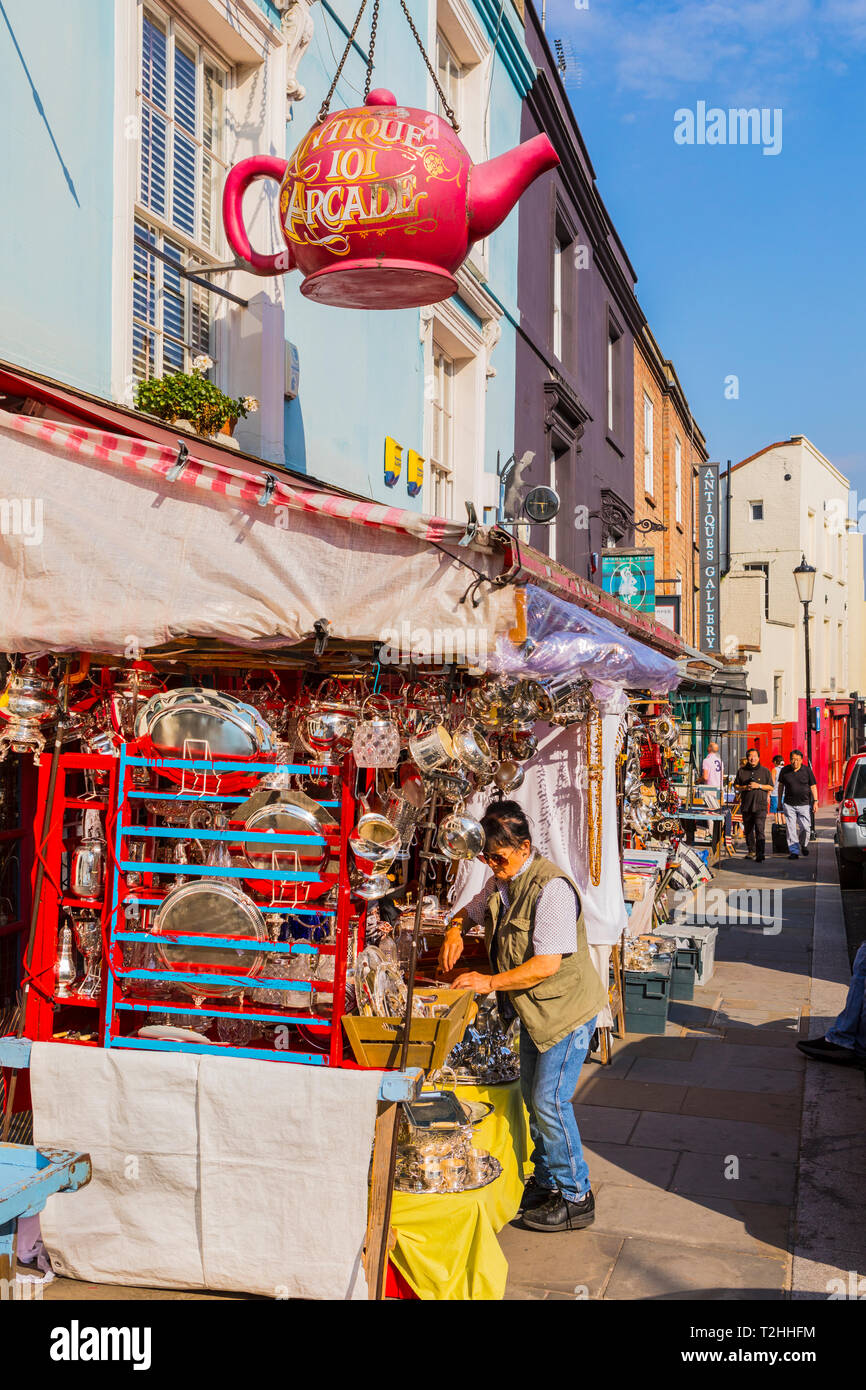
xmin=623 ymin=961 xmax=672 ymax=1035
xmin=669 ymin=944 xmax=699 ymax=1001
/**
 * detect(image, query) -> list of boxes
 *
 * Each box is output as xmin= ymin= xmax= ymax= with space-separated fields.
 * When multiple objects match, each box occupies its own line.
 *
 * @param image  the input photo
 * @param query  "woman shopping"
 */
xmin=439 ymin=802 xmax=606 ymax=1232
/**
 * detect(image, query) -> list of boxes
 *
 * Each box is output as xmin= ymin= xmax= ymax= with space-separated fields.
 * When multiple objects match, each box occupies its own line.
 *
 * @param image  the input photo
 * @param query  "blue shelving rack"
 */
xmin=103 ymin=746 xmax=358 ymax=1065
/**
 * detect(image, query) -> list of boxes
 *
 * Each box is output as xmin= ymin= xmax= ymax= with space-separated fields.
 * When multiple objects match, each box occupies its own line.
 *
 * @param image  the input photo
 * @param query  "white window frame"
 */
xmin=607 ymin=333 xmax=614 ymax=431
xmin=552 ymin=239 xmax=563 ymax=360
xmin=131 ymin=4 xmax=232 ymax=383
xmin=773 ymin=672 xmax=783 ymax=719
xmin=643 ymin=393 xmax=654 ymax=495
xmin=431 ymin=0 xmax=491 ymax=276
xmin=111 ymin=0 xmax=287 ymax=432
xmin=674 ymin=436 xmax=682 ymax=523
xmin=429 ymin=344 xmax=455 ymax=517
xmin=422 ymin=301 xmax=487 ymax=521
xmin=749 ymin=500 xmax=764 ymax=521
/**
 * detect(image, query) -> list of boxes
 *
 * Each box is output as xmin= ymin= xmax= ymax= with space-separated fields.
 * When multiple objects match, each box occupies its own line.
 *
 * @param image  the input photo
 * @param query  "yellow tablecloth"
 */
xmin=389 ymin=1081 xmax=532 ymax=1301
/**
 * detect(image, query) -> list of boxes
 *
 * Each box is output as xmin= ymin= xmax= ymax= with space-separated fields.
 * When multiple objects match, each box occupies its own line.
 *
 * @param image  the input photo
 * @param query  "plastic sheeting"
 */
xmin=492 ymin=584 xmax=681 ymax=697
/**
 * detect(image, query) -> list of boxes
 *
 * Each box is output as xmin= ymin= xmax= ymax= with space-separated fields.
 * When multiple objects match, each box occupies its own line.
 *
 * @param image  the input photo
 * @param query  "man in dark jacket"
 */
xmin=733 ymin=748 xmax=773 ymax=862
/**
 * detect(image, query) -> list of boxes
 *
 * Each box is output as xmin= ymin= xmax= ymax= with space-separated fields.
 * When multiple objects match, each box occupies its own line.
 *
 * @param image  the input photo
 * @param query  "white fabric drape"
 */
xmin=31 ymin=1043 xmax=382 ymax=1299
xmin=450 ymin=703 xmax=628 ymax=948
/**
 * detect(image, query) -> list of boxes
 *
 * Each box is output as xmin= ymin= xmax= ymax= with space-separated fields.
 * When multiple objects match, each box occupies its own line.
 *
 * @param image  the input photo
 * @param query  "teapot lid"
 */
xmin=365 ymin=88 xmax=397 ymax=107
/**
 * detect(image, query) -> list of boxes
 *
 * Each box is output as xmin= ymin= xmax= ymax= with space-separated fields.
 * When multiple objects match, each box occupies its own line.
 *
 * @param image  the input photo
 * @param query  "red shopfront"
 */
xmin=749 ymin=697 xmax=853 ymax=805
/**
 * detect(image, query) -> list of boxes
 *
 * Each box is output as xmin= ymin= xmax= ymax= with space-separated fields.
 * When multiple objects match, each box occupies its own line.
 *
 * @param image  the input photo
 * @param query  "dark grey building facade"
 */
xmin=515 ymin=1 xmax=645 ymax=576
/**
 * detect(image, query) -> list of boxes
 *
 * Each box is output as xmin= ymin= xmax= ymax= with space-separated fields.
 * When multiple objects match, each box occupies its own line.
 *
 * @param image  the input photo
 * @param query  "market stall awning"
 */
xmin=0 ymin=405 xmax=517 ymax=657
xmin=508 ymin=538 xmax=685 ymax=660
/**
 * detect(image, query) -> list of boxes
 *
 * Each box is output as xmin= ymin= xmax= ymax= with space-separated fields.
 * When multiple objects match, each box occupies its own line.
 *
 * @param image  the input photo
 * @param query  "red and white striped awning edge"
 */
xmin=0 ymin=409 xmax=478 ymax=550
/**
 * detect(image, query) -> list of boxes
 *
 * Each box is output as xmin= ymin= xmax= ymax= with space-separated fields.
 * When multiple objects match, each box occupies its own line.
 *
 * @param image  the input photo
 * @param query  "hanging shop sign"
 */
xmin=698 ymin=463 xmax=720 ymax=654
xmin=601 ymin=549 xmax=656 ymax=615
xmin=222 ymin=89 xmax=558 ymax=309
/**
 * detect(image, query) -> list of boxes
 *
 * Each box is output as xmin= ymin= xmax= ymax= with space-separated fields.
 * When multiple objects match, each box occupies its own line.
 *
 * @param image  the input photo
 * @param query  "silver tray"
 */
xmin=393 ymin=1155 xmax=502 ymax=1194
xmin=453 ymin=1068 xmax=520 ymax=1087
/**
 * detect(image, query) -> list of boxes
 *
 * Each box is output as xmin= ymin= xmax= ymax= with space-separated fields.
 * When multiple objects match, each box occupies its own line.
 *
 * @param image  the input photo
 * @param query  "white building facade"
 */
xmin=721 ymin=435 xmax=857 ymax=801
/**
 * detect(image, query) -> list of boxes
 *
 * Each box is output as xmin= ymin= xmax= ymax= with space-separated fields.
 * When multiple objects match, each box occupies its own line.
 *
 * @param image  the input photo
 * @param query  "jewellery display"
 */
xmin=585 ymin=701 xmax=603 ymax=888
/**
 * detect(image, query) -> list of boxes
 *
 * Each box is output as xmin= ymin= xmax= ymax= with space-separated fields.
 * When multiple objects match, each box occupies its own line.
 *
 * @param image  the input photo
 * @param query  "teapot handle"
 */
xmin=222 ymin=156 xmax=293 ymax=276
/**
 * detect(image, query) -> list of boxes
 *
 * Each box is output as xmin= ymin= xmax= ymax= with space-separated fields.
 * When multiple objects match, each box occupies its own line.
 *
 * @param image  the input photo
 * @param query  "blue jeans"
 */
xmin=519 ymin=1017 xmax=596 ymax=1201
xmin=783 ymin=802 xmax=811 ymax=854
xmin=826 ymin=943 xmax=866 ymax=1054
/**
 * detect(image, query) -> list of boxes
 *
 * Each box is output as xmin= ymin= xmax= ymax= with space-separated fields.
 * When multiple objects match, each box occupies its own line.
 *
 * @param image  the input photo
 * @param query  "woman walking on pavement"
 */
xmin=439 ymin=802 xmax=606 ymax=1232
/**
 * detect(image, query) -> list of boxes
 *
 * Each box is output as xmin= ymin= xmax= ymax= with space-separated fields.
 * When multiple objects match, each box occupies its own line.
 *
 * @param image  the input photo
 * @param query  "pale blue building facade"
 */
xmin=0 ymin=0 xmax=534 ymax=522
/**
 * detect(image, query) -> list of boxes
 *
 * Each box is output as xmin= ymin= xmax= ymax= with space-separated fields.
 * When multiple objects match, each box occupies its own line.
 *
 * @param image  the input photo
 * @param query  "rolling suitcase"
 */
xmin=771 ymin=821 xmax=788 ymax=855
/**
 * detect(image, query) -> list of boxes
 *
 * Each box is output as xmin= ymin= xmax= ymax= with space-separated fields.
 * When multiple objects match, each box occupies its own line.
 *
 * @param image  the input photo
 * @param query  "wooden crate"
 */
xmin=342 ymin=989 xmax=475 ymax=1073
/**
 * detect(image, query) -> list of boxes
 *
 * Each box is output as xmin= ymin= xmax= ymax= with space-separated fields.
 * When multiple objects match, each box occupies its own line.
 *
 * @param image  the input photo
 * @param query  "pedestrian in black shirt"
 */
xmin=778 ymin=749 xmax=818 ymax=858
xmin=734 ymin=748 xmax=773 ymax=861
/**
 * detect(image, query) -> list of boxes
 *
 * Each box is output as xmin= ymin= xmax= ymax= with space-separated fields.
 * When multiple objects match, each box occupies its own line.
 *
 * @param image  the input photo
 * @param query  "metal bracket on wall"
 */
xmin=134 ymin=233 xmax=249 ymax=309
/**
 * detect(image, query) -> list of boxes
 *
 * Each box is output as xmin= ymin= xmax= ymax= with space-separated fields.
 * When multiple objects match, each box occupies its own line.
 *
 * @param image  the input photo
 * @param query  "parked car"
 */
xmin=834 ymin=753 xmax=866 ymax=887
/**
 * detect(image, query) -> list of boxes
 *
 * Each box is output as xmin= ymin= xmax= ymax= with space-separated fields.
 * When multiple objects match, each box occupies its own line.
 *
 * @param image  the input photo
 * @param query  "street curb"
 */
xmin=791 ymin=834 xmax=866 ymax=1297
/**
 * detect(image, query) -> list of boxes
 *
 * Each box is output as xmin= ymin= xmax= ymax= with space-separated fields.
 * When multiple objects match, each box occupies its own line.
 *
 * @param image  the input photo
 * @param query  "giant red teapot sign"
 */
xmin=222 ymin=89 xmax=558 ymax=309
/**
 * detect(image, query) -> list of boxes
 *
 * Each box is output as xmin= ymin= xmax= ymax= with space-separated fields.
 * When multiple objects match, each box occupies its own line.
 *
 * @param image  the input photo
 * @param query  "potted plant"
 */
xmin=134 ymin=356 xmax=259 ymax=441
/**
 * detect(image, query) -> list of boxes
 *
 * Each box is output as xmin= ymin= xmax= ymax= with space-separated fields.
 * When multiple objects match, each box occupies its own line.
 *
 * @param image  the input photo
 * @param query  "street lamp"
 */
xmin=793 ymin=555 xmax=817 ymax=797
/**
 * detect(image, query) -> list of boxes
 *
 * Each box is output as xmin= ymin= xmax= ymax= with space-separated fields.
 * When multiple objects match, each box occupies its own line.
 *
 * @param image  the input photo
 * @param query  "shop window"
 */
xmin=133 ymin=8 xmax=228 ymax=380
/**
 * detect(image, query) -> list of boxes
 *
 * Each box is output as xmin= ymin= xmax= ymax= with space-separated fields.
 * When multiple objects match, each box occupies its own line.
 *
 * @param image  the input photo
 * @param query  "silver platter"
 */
xmin=152 ymin=878 xmax=267 ymax=998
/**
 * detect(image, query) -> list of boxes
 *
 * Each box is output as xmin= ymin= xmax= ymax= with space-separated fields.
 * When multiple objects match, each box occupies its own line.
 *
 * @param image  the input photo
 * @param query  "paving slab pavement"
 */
xmin=503 ymin=818 xmax=866 ymax=1301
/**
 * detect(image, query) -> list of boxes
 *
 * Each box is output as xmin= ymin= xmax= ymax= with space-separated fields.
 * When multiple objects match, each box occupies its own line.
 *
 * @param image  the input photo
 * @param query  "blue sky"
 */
xmin=544 ymin=0 xmax=866 ymax=498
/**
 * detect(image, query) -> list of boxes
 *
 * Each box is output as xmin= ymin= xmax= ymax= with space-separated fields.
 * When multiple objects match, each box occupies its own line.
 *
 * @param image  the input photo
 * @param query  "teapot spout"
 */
xmin=467 ymin=135 xmax=559 ymax=242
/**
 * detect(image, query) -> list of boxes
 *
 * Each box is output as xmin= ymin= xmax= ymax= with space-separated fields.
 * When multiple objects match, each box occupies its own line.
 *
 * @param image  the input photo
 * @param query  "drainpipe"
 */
xmin=721 ymin=458 xmax=732 ymax=577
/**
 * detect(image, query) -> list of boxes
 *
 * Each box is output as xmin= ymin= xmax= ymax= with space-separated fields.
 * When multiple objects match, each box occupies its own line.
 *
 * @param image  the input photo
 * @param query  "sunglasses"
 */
xmin=480 ymin=850 xmax=511 ymax=868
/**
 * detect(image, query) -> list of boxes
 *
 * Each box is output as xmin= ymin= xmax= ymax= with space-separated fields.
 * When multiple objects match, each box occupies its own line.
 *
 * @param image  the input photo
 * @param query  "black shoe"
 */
xmin=519 ymin=1176 xmax=557 ymax=1212
xmin=755 ymin=855 xmax=765 ymax=863
xmin=802 ymin=847 xmax=809 ymax=856
xmin=788 ymin=853 xmax=799 ymax=860
xmin=522 ymin=1189 xmax=595 ymax=1232
xmin=796 ymin=1037 xmax=866 ymax=1067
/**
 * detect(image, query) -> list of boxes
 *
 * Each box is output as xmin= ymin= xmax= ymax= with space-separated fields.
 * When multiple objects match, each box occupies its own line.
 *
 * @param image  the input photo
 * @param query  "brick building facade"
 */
xmin=633 ymin=326 xmax=708 ymax=646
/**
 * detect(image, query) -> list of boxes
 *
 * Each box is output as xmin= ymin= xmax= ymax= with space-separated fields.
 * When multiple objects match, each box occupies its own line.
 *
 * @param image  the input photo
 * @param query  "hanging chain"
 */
xmin=363 ymin=0 xmax=380 ymax=99
xmin=317 ymin=0 xmax=370 ymax=123
xmin=317 ymin=0 xmax=460 ymax=132
xmin=398 ymin=0 xmax=460 ymax=131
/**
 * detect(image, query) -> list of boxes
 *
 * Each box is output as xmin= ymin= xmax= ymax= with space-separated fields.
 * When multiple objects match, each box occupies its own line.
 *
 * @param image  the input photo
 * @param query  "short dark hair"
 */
xmin=790 ymin=748 xmax=803 ymax=758
xmin=773 ymin=754 xmax=784 ymax=764
xmin=481 ymin=800 xmax=532 ymax=852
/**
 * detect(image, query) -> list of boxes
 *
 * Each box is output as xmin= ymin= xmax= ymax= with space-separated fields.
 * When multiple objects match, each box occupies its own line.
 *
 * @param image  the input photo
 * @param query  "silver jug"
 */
xmin=70 ymin=810 xmax=106 ymax=899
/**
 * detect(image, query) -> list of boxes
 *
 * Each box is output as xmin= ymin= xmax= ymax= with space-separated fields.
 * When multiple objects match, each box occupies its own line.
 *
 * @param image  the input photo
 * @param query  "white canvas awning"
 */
xmin=0 ymin=410 xmax=516 ymax=658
